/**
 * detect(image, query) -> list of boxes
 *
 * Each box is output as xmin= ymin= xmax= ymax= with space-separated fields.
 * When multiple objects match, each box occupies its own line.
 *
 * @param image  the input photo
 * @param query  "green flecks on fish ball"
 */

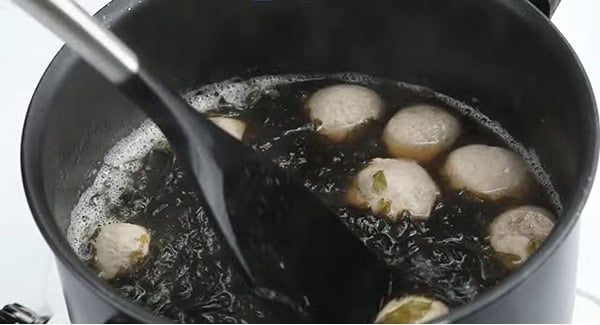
xmin=375 ymin=296 xmax=449 ymax=324
xmin=347 ymin=158 xmax=439 ymax=221
xmin=489 ymin=206 xmax=554 ymax=269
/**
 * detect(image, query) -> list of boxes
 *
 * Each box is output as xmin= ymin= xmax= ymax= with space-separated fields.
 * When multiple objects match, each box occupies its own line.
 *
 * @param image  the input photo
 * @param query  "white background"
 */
xmin=0 ymin=0 xmax=599 ymax=323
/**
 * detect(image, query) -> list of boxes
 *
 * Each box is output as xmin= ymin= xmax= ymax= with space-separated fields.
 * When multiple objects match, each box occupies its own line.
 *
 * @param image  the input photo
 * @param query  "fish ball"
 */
xmin=444 ymin=144 xmax=531 ymax=201
xmin=307 ymin=84 xmax=384 ymax=142
xmin=348 ymin=158 xmax=439 ymax=221
xmin=489 ymin=206 xmax=554 ymax=269
xmin=94 ymin=223 xmax=150 ymax=280
xmin=209 ymin=116 xmax=247 ymax=141
xmin=383 ymin=104 xmax=460 ymax=162
xmin=375 ymin=295 xmax=449 ymax=324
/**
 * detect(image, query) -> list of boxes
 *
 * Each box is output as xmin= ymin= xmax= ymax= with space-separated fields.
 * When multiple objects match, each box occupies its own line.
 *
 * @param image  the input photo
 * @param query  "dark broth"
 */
xmin=87 ymin=76 xmax=557 ymax=323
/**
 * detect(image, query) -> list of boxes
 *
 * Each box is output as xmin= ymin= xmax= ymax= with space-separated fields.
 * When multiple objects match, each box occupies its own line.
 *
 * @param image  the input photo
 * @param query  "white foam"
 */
xmin=184 ymin=74 xmax=329 ymax=112
xmin=67 ymin=120 xmax=168 ymax=260
xmin=104 ymin=121 xmax=168 ymax=167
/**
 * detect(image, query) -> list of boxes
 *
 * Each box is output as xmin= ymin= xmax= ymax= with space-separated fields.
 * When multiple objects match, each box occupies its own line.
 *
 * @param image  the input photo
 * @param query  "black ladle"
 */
xmin=13 ymin=0 xmax=389 ymax=322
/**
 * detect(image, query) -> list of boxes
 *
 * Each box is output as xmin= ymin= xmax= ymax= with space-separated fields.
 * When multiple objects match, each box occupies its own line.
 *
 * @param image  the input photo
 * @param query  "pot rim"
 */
xmin=20 ymin=0 xmax=599 ymax=323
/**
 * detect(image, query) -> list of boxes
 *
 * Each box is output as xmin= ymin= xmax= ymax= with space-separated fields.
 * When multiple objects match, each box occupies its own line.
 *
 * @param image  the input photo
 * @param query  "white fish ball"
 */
xmin=307 ymin=84 xmax=384 ymax=142
xmin=348 ymin=158 xmax=439 ymax=221
xmin=375 ymin=295 xmax=449 ymax=324
xmin=209 ymin=116 xmax=247 ymax=141
xmin=94 ymin=223 xmax=150 ymax=280
xmin=444 ymin=144 xmax=532 ymax=201
xmin=489 ymin=206 xmax=554 ymax=269
xmin=383 ymin=104 xmax=460 ymax=162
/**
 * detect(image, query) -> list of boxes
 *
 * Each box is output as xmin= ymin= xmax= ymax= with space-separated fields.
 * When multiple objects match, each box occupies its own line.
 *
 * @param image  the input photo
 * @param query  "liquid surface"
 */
xmin=67 ymin=73 xmax=561 ymax=323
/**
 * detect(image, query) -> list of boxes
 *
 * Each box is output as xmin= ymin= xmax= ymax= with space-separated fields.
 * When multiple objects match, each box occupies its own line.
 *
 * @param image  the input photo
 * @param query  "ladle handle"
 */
xmin=13 ymin=0 xmax=260 ymax=285
xmin=12 ymin=0 xmax=139 ymax=84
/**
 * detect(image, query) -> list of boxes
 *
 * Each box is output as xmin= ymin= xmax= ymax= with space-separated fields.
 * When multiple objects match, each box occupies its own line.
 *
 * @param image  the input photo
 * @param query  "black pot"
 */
xmin=21 ymin=0 xmax=598 ymax=323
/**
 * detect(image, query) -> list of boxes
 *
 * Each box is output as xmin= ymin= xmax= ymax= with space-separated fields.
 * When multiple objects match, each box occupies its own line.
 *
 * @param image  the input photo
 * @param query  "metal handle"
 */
xmin=0 ymin=304 xmax=50 ymax=324
xmin=12 ymin=0 xmax=139 ymax=84
xmin=547 ymin=0 xmax=562 ymax=16
xmin=529 ymin=0 xmax=562 ymax=17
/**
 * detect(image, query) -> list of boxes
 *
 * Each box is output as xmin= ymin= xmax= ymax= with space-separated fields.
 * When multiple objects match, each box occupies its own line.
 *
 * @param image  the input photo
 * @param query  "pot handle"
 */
xmin=529 ymin=0 xmax=562 ymax=17
xmin=0 ymin=303 xmax=50 ymax=324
